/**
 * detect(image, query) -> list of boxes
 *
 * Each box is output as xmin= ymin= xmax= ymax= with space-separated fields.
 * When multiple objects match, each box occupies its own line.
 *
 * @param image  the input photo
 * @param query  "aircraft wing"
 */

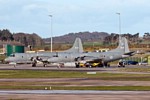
xmin=124 ymin=51 xmax=135 ymax=55
xmin=122 ymin=51 xmax=135 ymax=57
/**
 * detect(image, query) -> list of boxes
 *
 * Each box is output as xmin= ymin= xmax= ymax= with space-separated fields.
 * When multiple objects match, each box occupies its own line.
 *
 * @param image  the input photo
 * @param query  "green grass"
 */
xmin=120 ymin=68 xmax=150 ymax=73
xmin=0 ymin=70 xmax=150 ymax=81
xmin=0 ymin=70 xmax=86 ymax=78
xmin=83 ymin=42 xmax=103 ymax=46
xmin=0 ymin=85 xmax=150 ymax=91
xmin=53 ymin=86 xmax=150 ymax=91
xmin=0 ymin=70 xmax=150 ymax=90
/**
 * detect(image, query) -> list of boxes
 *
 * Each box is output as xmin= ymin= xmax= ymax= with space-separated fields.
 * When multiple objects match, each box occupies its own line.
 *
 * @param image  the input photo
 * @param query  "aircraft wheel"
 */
xmin=89 ymin=65 xmax=92 ymax=68
xmin=32 ymin=63 xmax=36 ymax=67
xmin=59 ymin=63 xmax=64 ymax=68
xmin=43 ymin=64 xmax=47 ymax=67
xmin=76 ymin=65 xmax=79 ymax=68
xmin=98 ymin=64 xmax=103 ymax=67
xmin=75 ymin=63 xmax=80 ymax=68
xmin=107 ymin=64 xmax=110 ymax=67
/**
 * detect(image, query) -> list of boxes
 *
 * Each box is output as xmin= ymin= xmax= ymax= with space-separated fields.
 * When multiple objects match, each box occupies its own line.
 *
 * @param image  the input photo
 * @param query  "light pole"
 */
xmin=116 ymin=13 xmax=121 ymax=35
xmin=49 ymin=15 xmax=53 ymax=52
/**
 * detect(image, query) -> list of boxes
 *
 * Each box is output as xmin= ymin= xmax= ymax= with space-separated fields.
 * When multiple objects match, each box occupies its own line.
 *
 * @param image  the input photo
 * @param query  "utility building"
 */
xmin=6 ymin=44 xmax=25 ymax=56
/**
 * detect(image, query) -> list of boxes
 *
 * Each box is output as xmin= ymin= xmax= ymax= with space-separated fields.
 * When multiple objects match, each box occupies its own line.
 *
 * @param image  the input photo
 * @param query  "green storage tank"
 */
xmin=6 ymin=45 xmax=13 ymax=57
xmin=6 ymin=45 xmax=25 ymax=56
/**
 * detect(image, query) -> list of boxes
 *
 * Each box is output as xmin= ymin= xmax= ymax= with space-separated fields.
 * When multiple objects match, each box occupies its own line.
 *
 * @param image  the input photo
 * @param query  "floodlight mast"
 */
xmin=49 ymin=15 xmax=53 ymax=52
xmin=116 ymin=13 xmax=121 ymax=35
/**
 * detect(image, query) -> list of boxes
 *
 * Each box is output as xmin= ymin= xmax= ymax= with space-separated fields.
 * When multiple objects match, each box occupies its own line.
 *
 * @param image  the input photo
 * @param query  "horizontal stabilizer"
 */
xmin=124 ymin=51 xmax=135 ymax=56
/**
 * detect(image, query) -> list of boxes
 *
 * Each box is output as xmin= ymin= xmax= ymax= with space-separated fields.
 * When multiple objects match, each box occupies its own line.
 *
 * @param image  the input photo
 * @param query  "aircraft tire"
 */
xmin=89 ymin=65 xmax=92 ymax=68
xmin=32 ymin=63 xmax=36 ymax=67
xmin=43 ymin=64 xmax=47 ymax=67
xmin=76 ymin=65 xmax=80 ymax=68
xmin=107 ymin=64 xmax=110 ymax=67
xmin=98 ymin=64 xmax=103 ymax=67
xmin=75 ymin=62 xmax=80 ymax=68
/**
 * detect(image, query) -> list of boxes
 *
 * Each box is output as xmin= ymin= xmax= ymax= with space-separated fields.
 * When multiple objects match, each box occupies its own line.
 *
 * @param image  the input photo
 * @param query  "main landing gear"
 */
xmin=31 ymin=56 xmax=48 ymax=67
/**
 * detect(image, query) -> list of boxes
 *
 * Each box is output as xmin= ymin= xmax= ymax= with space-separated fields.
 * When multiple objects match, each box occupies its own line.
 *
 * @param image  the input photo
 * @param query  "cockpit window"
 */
xmin=53 ymin=52 xmax=58 ymax=57
xmin=53 ymin=55 xmax=58 ymax=57
xmin=10 ymin=54 xmax=15 ymax=57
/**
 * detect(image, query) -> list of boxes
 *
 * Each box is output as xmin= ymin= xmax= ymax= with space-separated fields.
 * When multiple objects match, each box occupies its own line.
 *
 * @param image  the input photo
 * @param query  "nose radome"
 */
xmin=4 ymin=58 xmax=10 ymax=62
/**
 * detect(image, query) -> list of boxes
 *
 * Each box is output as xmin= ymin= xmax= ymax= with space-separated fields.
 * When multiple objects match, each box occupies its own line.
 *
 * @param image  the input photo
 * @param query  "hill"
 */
xmin=44 ymin=31 xmax=109 ymax=43
xmin=13 ymin=33 xmax=44 ymax=47
xmin=1 ymin=29 xmax=150 ymax=49
xmin=0 ymin=29 xmax=44 ymax=47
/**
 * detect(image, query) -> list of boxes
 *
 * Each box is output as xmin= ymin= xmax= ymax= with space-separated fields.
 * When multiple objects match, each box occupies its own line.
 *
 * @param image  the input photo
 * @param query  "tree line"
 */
xmin=0 ymin=29 xmax=150 ymax=48
xmin=0 ymin=29 xmax=44 ymax=47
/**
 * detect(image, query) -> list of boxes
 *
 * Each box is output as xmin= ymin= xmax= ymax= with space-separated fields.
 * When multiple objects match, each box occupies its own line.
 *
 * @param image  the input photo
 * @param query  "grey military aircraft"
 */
xmin=5 ymin=36 xmax=134 ymax=67
xmin=4 ymin=38 xmax=83 ymax=67
xmin=45 ymin=36 xmax=134 ymax=67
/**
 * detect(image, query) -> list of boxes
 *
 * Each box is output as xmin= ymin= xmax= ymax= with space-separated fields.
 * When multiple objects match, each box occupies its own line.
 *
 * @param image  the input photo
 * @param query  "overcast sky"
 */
xmin=0 ymin=0 xmax=150 ymax=38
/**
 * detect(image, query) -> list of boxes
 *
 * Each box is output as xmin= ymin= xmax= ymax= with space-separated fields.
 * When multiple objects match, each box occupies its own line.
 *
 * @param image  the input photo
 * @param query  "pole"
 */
xmin=116 ymin=13 xmax=121 ymax=35
xmin=49 ymin=15 xmax=53 ymax=52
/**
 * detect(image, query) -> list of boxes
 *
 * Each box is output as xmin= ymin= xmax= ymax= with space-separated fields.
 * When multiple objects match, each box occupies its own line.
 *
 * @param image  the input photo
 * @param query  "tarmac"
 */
xmin=0 ymin=64 xmax=150 ymax=100
xmin=0 ymin=90 xmax=150 ymax=100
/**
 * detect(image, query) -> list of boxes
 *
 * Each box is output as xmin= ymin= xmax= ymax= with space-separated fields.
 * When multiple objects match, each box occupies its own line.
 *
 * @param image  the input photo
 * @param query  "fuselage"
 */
xmin=47 ymin=50 xmax=126 ymax=63
xmin=4 ymin=49 xmax=128 ymax=65
xmin=5 ymin=52 xmax=56 ymax=64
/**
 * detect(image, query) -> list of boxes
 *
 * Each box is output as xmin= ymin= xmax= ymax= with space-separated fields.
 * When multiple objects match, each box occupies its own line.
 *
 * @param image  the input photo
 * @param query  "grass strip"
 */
xmin=0 ymin=70 xmax=150 ymax=81
xmin=0 ymin=86 xmax=150 ymax=91
xmin=120 ymin=68 xmax=150 ymax=72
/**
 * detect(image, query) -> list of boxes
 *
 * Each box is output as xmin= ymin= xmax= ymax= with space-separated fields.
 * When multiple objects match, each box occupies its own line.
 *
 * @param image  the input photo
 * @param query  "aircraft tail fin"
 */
xmin=113 ymin=36 xmax=130 ymax=53
xmin=63 ymin=38 xmax=83 ymax=53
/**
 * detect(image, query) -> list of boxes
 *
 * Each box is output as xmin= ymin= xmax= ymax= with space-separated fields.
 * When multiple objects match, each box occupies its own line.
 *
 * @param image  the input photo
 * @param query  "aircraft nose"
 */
xmin=4 ymin=58 xmax=10 ymax=63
